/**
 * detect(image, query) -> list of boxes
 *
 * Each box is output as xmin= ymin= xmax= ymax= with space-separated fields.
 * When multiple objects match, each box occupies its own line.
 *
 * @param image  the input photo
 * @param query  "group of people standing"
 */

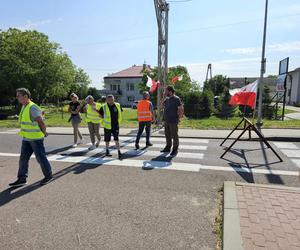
xmin=9 ymin=85 xmax=183 ymax=187
xmin=69 ymin=94 xmax=123 ymax=159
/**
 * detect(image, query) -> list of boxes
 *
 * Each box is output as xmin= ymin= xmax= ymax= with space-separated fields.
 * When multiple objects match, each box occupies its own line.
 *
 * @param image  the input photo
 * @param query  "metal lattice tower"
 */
xmin=154 ymin=0 xmax=169 ymax=124
xmin=205 ymin=63 xmax=212 ymax=83
xmin=205 ymin=63 xmax=216 ymax=94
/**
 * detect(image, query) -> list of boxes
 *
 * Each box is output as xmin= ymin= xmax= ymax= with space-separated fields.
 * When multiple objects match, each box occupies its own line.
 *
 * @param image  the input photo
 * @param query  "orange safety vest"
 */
xmin=137 ymin=100 xmax=152 ymax=122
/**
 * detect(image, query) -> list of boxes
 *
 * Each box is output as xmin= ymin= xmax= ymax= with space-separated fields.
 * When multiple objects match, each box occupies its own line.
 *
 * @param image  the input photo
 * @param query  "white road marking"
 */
xmin=273 ymin=142 xmax=299 ymax=149
xmin=0 ymin=152 xmax=298 ymax=176
xmin=0 ymin=130 xmax=18 ymax=134
xmin=84 ymin=142 xmax=207 ymax=151
xmin=0 ymin=131 xmax=209 ymax=144
xmin=291 ymin=159 xmax=300 ymax=169
xmin=62 ymin=147 xmax=204 ymax=160
xmin=280 ymin=149 xmax=300 ymax=158
xmin=118 ymin=136 xmax=209 ymax=144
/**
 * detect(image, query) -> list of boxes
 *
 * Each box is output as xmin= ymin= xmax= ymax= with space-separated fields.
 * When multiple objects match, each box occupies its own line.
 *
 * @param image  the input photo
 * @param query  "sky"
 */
xmin=1 ymin=0 xmax=300 ymax=89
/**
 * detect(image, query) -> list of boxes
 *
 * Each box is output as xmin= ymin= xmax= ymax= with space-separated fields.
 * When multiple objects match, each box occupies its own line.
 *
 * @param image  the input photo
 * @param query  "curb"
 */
xmin=235 ymin=182 xmax=300 ymax=193
xmin=46 ymin=132 xmax=300 ymax=142
xmin=223 ymin=181 xmax=244 ymax=250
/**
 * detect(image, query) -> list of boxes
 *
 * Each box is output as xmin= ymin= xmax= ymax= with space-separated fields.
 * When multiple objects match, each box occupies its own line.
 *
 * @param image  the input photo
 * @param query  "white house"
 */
xmin=102 ymin=64 xmax=151 ymax=107
xmin=286 ymin=67 xmax=300 ymax=106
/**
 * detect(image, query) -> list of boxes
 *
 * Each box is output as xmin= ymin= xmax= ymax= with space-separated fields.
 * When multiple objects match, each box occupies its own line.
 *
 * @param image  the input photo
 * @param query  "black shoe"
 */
xmin=106 ymin=149 xmax=112 ymax=157
xmin=160 ymin=147 xmax=171 ymax=153
xmin=146 ymin=142 xmax=153 ymax=147
xmin=40 ymin=176 xmax=53 ymax=186
xmin=118 ymin=150 xmax=122 ymax=160
xmin=170 ymin=150 xmax=178 ymax=157
xmin=135 ymin=144 xmax=140 ymax=150
xmin=9 ymin=178 xmax=27 ymax=187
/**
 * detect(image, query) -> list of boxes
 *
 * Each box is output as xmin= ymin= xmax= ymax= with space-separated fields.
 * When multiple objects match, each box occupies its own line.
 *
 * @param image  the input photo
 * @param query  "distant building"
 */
xmin=229 ymin=77 xmax=277 ymax=92
xmin=286 ymin=67 xmax=300 ymax=105
xmin=229 ymin=70 xmax=300 ymax=106
xmin=101 ymin=64 xmax=151 ymax=107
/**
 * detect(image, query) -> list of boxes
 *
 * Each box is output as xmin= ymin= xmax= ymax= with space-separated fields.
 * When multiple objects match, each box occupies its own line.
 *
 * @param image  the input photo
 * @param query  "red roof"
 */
xmin=104 ymin=65 xmax=150 ymax=78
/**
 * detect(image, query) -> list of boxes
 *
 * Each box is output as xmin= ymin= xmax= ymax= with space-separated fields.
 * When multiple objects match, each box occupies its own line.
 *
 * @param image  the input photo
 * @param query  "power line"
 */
xmin=67 ymin=12 xmax=300 ymax=47
xmin=168 ymin=0 xmax=192 ymax=2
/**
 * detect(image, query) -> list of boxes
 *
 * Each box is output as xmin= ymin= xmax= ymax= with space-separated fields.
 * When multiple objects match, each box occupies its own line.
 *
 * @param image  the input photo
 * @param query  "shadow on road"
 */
xmin=221 ymin=145 xmax=285 ymax=185
xmin=0 ymin=161 xmax=105 ymax=207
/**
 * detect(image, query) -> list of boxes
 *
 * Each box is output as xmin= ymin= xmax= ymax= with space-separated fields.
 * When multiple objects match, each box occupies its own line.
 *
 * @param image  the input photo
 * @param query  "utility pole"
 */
xmin=256 ymin=0 xmax=268 ymax=126
xmin=154 ymin=0 xmax=169 ymax=125
xmin=205 ymin=63 xmax=214 ymax=93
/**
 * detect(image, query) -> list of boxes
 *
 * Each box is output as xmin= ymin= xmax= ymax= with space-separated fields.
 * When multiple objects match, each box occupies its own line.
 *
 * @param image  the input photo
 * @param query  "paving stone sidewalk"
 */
xmin=224 ymin=182 xmax=300 ymax=250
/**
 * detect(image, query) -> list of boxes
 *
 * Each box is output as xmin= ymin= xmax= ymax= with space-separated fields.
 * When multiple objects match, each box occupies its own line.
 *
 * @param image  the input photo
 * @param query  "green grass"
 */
xmin=1 ymin=107 xmax=300 ymax=129
xmin=179 ymin=116 xmax=300 ymax=129
xmin=0 ymin=108 xmax=139 ymax=128
xmin=214 ymin=187 xmax=223 ymax=250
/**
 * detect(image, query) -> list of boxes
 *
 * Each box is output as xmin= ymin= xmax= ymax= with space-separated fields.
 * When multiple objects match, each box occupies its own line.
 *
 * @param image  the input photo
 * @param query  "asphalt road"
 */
xmin=0 ymin=132 xmax=299 ymax=249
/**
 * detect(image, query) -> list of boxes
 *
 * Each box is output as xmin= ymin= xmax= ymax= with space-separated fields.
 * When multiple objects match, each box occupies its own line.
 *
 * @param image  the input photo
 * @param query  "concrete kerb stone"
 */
xmin=235 ymin=182 xmax=300 ymax=193
xmin=223 ymin=181 xmax=244 ymax=250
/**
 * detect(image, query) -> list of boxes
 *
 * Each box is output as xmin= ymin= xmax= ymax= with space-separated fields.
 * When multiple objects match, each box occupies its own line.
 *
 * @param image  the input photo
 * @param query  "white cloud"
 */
xmin=16 ymin=18 xmax=63 ymax=31
xmin=182 ymin=57 xmax=275 ymax=86
xmin=268 ymin=42 xmax=300 ymax=53
xmin=224 ymin=41 xmax=300 ymax=55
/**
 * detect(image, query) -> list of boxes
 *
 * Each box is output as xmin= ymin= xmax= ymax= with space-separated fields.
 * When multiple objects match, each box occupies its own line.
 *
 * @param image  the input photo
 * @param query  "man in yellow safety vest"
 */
xmin=9 ymin=88 xmax=53 ymax=187
xmin=98 ymin=95 xmax=123 ymax=159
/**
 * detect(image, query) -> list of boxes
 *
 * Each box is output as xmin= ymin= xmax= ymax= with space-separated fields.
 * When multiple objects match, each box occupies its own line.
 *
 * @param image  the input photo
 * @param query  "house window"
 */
xmin=110 ymin=84 xmax=120 ymax=91
xmin=127 ymin=83 xmax=134 ymax=91
xmin=127 ymin=96 xmax=135 ymax=102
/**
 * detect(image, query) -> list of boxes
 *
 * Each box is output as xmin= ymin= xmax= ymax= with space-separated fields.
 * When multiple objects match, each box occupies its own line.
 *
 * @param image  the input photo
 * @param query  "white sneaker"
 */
xmin=72 ymin=143 xmax=78 ymax=148
xmin=95 ymin=141 xmax=100 ymax=147
xmin=89 ymin=144 xmax=96 ymax=150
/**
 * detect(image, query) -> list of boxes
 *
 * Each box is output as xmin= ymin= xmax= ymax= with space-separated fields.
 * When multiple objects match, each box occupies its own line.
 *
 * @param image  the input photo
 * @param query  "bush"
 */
xmin=183 ymin=90 xmax=213 ymax=119
xmin=262 ymin=85 xmax=275 ymax=119
xmin=216 ymin=89 xmax=236 ymax=118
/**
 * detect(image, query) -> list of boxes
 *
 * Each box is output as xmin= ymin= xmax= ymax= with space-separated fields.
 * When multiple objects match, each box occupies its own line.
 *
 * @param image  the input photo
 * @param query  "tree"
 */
xmin=216 ymin=88 xmax=236 ymax=118
xmin=69 ymin=68 xmax=91 ymax=99
xmin=262 ymin=85 xmax=275 ymax=119
xmin=0 ymin=28 xmax=79 ymax=105
xmin=203 ymin=75 xmax=229 ymax=96
xmin=183 ymin=90 xmax=214 ymax=119
xmin=138 ymin=65 xmax=198 ymax=107
xmin=87 ymin=87 xmax=101 ymax=101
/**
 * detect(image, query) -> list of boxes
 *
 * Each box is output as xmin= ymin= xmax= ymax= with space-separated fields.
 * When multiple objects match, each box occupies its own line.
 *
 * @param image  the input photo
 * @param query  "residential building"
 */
xmin=286 ymin=67 xmax=300 ymax=105
xmin=101 ymin=64 xmax=150 ymax=107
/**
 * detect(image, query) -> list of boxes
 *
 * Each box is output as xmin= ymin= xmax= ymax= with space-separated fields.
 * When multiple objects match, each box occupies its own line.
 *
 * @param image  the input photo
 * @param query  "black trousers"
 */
xmin=164 ymin=122 xmax=179 ymax=150
xmin=135 ymin=121 xmax=151 ymax=144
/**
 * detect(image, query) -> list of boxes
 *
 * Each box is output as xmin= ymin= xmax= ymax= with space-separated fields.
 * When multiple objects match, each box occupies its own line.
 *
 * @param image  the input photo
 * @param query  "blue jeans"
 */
xmin=18 ymin=139 xmax=52 ymax=179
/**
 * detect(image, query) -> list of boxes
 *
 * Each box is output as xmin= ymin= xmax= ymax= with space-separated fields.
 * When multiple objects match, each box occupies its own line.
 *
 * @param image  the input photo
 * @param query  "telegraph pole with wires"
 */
xmin=154 ymin=0 xmax=169 ymax=126
xmin=256 ymin=0 xmax=269 ymax=126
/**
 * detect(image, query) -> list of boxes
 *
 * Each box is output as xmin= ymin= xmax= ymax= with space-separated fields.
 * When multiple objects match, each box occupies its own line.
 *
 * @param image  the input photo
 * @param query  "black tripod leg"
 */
xmin=220 ymin=118 xmax=245 ymax=146
xmin=220 ymin=125 xmax=251 ymax=159
xmin=252 ymin=126 xmax=283 ymax=162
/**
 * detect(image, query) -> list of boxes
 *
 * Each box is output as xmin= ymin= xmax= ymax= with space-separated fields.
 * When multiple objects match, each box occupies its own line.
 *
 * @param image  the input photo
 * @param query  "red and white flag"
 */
xmin=147 ymin=76 xmax=159 ymax=93
xmin=229 ymin=80 xmax=258 ymax=109
xmin=171 ymin=75 xmax=183 ymax=84
xmin=146 ymin=75 xmax=154 ymax=88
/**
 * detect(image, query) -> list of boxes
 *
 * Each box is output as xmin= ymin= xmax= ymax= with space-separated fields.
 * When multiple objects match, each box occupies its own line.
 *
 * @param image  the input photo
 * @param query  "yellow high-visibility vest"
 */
xmin=86 ymin=103 xmax=102 ymax=124
xmin=18 ymin=101 xmax=44 ymax=139
xmin=102 ymin=103 xmax=122 ymax=129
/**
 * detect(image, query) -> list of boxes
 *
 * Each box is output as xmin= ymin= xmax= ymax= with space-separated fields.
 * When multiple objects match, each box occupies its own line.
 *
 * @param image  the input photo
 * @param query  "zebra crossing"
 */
xmin=273 ymin=142 xmax=300 ymax=169
xmin=49 ymin=136 xmax=208 ymax=166
xmin=0 ymin=135 xmax=300 ymax=176
xmin=42 ymin=137 xmax=299 ymax=176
